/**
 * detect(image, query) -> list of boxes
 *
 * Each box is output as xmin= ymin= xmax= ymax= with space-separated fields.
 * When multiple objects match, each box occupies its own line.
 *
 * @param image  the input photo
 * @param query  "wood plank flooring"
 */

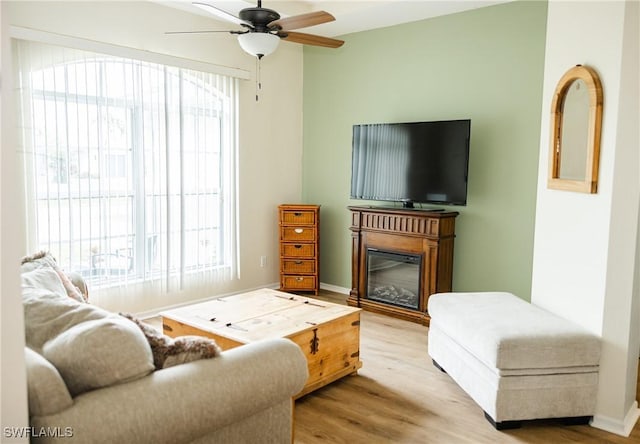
xmin=294 ymin=291 xmax=640 ymax=444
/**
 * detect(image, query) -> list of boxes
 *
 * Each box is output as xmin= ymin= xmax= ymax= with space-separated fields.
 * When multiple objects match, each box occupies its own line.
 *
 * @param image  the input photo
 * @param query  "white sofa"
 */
xmin=21 ymin=253 xmax=309 ymax=443
xmin=428 ymin=292 xmax=601 ymax=429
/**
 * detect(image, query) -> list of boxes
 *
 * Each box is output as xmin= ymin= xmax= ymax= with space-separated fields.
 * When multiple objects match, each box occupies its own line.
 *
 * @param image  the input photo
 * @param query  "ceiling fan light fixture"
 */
xmin=237 ymin=32 xmax=280 ymax=58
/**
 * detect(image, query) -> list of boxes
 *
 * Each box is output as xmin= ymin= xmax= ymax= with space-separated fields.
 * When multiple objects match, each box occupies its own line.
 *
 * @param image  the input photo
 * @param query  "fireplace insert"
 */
xmin=366 ymin=249 xmax=422 ymax=310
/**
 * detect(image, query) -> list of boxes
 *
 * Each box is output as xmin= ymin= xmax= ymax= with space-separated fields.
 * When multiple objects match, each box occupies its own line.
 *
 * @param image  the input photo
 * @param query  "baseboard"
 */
xmin=591 ymin=401 xmax=640 ymax=437
xmin=320 ymin=282 xmax=350 ymax=294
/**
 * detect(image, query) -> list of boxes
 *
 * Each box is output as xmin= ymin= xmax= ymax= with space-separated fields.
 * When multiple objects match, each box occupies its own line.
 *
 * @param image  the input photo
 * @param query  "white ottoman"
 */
xmin=427 ymin=292 xmax=601 ymax=429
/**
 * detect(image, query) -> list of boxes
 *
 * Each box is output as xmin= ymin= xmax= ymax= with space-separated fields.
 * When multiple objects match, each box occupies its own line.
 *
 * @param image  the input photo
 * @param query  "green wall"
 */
xmin=302 ymin=1 xmax=547 ymax=300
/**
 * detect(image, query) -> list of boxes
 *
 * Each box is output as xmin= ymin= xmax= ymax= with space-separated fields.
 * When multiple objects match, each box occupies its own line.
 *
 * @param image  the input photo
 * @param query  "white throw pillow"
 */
xmin=42 ymin=317 xmax=155 ymax=396
xmin=22 ymin=286 xmax=113 ymax=353
xmin=21 ymin=267 xmax=68 ymax=301
xmin=21 ymin=251 xmax=85 ymax=302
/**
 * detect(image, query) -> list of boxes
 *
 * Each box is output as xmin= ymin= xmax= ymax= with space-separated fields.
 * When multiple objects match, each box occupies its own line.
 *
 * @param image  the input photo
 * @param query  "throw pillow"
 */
xmin=42 ymin=317 xmax=155 ymax=396
xmin=22 ymin=285 xmax=114 ymax=353
xmin=21 ymin=267 xmax=69 ymax=305
xmin=67 ymin=271 xmax=89 ymax=302
xmin=21 ymin=251 xmax=87 ymax=302
xmin=24 ymin=347 xmax=74 ymax=416
xmin=121 ymin=313 xmax=222 ymax=369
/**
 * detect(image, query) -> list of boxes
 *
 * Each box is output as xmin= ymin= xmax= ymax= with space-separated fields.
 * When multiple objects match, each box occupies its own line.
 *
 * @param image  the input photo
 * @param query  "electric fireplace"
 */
xmin=366 ymin=250 xmax=421 ymax=310
xmin=347 ymin=206 xmax=458 ymax=325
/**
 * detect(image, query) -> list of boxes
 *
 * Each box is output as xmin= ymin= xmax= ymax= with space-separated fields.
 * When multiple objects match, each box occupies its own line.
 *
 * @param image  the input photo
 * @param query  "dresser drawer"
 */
xmin=281 ymin=243 xmax=315 ymax=258
xmin=281 ymin=210 xmax=316 ymax=225
xmin=282 ymin=259 xmax=315 ymax=274
xmin=281 ymin=275 xmax=316 ymax=290
xmin=281 ymin=226 xmax=317 ymax=242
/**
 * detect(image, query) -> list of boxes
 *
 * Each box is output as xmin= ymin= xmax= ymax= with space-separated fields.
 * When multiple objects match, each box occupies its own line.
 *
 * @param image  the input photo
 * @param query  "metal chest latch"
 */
xmin=310 ymin=328 xmax=320 ymax=355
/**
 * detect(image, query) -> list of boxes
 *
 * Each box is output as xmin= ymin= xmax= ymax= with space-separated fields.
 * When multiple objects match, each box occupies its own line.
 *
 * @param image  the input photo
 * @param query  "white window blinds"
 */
xmin=15 ymin=39 xmax=240 ymax=310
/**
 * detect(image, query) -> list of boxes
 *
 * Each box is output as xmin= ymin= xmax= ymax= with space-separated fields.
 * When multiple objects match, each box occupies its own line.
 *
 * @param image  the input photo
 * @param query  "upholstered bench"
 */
xmin=427 ymin=292 xmax=601 ymax=429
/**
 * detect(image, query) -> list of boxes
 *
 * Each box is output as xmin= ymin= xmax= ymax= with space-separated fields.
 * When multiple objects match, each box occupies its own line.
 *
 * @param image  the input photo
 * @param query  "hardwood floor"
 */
xmin=294 ymin=291 xmax=640 ymax=444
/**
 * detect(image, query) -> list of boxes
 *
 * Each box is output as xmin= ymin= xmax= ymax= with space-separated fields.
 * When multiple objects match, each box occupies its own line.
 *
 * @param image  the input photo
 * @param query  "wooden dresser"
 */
xmin=279 ymin=204 xmax=320 ymax=295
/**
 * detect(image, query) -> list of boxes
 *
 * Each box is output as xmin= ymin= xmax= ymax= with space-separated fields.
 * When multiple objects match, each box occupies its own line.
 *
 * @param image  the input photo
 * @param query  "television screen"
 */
xmin=350 ymin=120 xmax=471 ymax=206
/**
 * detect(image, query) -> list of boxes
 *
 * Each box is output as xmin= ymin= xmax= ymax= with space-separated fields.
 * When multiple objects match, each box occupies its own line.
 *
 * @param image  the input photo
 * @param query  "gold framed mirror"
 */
xmin=548 ymin=65 xmax=603 ymax=193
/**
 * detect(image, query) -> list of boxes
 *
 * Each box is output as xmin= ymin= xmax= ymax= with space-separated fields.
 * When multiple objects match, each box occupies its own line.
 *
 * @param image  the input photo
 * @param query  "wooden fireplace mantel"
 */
xmin=347 ymin=206 xmax=458 ymax=325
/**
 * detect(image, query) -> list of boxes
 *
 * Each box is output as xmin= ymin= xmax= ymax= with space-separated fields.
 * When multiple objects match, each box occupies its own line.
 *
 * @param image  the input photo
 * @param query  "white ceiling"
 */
xmin=156 ymin=0 xmax=510 ymax=37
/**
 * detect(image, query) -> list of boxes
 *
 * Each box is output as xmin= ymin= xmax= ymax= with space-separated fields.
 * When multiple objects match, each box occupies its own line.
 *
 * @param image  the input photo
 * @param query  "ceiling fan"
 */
xmin=167 ymin=1 xmax=345 ymax=59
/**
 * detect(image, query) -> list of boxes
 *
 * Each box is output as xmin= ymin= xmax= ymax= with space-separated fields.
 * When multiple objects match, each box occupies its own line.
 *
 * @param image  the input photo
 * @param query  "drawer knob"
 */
xmin=294 ymin=261 xmax=303 ymax=265
xmin=294 ymin=228 xmax=304 ymax=234
xmin=294 ymin=245 xmax=302 ymax=249
xmin=296 ymin=277 xmax=304 ymax=282
xmin=294 ymin=212 xmax=302 ymax=216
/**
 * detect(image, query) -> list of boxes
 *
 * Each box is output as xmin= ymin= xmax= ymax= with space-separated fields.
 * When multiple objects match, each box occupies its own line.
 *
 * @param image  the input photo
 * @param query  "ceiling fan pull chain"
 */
xmin=255 ymin=56 xmax=263 ymax=102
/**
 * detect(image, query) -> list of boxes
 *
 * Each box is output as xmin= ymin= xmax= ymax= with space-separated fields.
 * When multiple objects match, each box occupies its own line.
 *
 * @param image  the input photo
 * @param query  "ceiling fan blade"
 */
xmin=269 ymin=11 xmax=335 ymax=31
xmin=280 ymin=31 xmax=344 ymax=48
xmin=165 ymin=30 xmax=237 ymax=35
xmin=192 ymin=1 xmax=252 ymax=28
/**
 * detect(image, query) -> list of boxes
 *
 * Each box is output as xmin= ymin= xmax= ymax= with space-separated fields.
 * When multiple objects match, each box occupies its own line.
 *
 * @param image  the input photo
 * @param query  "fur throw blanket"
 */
xmin=120 ymin=313 xmax=221 ymax=369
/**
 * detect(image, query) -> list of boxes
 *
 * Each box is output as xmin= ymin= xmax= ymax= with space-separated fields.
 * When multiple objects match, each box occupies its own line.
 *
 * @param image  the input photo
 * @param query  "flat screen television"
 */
xmin=350 ymin=119 xmax=471 ymax=207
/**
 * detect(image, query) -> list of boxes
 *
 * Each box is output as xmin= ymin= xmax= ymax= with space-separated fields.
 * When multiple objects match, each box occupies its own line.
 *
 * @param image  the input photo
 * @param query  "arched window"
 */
xmin=15 ymin=39 xmax=239 ymax=308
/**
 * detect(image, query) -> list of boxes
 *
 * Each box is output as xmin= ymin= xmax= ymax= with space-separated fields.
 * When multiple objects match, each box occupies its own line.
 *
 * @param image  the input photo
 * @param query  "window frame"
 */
xmin=14 ymin=31 xmax=244 ymax=295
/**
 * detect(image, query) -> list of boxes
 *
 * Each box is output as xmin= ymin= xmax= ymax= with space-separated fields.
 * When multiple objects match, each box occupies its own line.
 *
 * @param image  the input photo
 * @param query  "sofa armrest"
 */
xmin=31 ymin=338 xmax=308 ymax=444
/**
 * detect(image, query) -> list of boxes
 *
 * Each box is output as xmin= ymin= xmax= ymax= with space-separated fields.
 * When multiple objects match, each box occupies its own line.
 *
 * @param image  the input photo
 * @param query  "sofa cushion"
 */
xmin=42 ymin=317 xmax=155 ymax=396
xmin=428 ymin=292 xmax=601 ymax=370
xmin=24 ymin=347 xmax=73 ymax=416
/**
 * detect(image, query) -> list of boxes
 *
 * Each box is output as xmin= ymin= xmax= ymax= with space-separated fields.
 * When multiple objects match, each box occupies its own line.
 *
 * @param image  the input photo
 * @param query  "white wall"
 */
xmin=531 ymin=0 xmax=640 ymax=436
xmin=1 ymin=2 xmax=29 ymax=440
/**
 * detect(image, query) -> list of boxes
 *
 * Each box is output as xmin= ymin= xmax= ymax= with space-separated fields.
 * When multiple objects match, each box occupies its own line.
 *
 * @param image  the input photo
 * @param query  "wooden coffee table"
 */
xmin=161 ymin=288 xmax=362 ymax=398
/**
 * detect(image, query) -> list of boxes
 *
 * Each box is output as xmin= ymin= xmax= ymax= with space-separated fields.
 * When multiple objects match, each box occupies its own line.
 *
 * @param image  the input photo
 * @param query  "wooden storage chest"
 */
xmin=161 ymin=288 xmax=362 ymax=398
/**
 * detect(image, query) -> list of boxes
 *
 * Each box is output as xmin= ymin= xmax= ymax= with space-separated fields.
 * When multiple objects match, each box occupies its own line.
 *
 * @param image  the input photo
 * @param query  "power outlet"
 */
xmin=260 ymin=255 xmax=267 ymax=268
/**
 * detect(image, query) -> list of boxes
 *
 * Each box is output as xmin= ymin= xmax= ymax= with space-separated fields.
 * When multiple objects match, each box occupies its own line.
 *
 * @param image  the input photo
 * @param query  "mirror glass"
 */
xmin=559 ymin=79 xmax=589 ymax=181
xmin=548 ymin=65 xmax=603 ymax=194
